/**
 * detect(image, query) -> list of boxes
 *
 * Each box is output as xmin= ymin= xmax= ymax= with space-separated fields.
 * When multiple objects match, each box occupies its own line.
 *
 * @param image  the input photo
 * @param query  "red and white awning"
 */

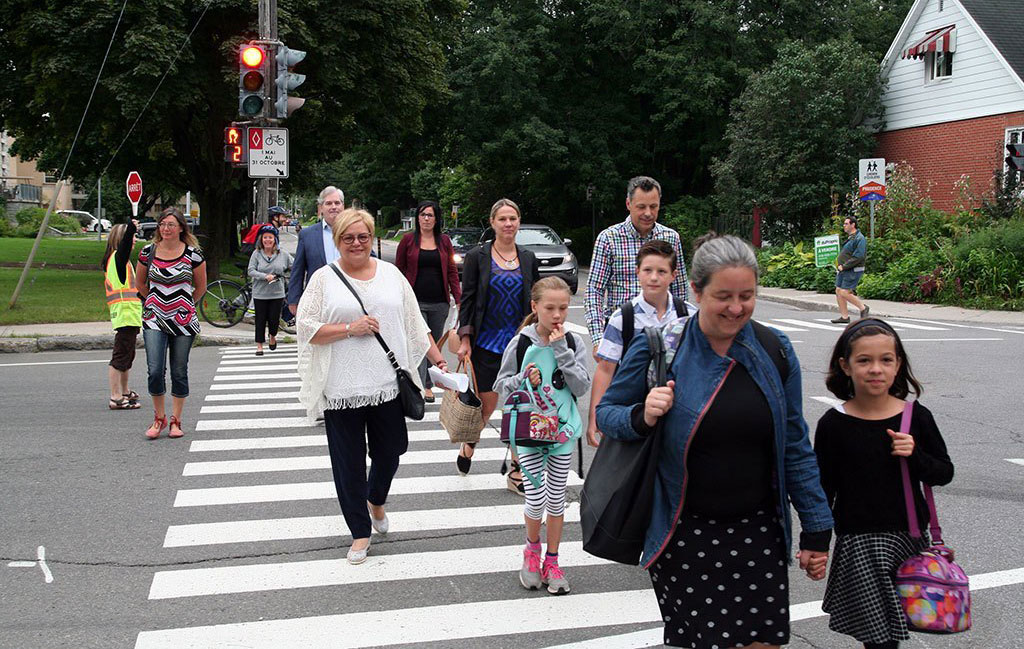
xmin=903 ymin=25 xmax=957 ymax=59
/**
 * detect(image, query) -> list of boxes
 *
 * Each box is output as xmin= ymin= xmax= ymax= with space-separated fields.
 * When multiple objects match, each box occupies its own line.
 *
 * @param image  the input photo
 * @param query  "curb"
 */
xmin=757 ymin=293 xmax=841 ymax=314
xmin=0 ymin=334 xmax=296 ymax=353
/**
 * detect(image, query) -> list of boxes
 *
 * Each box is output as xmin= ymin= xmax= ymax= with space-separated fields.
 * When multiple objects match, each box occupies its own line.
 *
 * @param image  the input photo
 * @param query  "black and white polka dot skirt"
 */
xmin=649 ymin=509 xmax=790 ymax=649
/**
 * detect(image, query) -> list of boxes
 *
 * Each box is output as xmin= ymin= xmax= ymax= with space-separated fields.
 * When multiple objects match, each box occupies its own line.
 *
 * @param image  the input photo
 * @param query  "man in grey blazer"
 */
xmin=287 ymin=185 xmax=345 ymax=315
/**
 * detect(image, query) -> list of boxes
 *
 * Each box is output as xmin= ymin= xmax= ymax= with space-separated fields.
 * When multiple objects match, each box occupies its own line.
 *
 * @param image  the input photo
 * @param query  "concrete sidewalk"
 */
xmin=0 ymin=320 xmax=281 ymax=353
xmin=757 ymin=287 xmax=1024 ymax=326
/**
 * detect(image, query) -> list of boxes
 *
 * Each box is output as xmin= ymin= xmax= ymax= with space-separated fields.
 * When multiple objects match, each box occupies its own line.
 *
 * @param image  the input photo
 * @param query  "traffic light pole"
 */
xmin=253 ymin=0 xmax=279 ymax=225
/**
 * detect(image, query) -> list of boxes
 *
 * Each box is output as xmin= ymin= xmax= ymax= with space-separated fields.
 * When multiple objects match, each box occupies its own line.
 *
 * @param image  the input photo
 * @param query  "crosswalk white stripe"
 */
xmin=563 ymin=322 xmax=588 ymax=335
xmin=163 ymin=502 xmax=580 ymax=547
xmin=811 ymin=396 xmax=843 ymax=408
xmin=204 ymin=391 xmax=301 ymax=401
xmin=220 ymin=356 xmax=297 ymax=365
xmin=200 ymin=402 xmax=304 ymax=414
xmin=875 ymin=319 xmax=948 ymax=331
xmin=773 ymin=318 xmax=846 ymax=331
xmin=213 ymin=372 xmax=300 ymax=381
xmin=1007 ymin=459 xmax=1024 ymax=467
xmin=148 ymin=540 xmax=603 ymax=599
xmin=135 ymin=588 xmax=651 ymax=649
xmin=761 ymin=321 xmax=807 ymax=332
xmin=174 ymin=472 xmax=583 ymax=507
xmin=210 ymin=381 xmax=302 ymax=390
xmin=189 ymin=427 xmax=459 ymax=450
xmin=182 ymin=447 xmax=509 ymax=476
xmin=216 ymin=364 xmax=299 ymax=372
xmin=196 ymin=416 xmax=309 ymax=431
xmin=889 ymin=318 xmax=1024 ymax=336
xmin=220 ymin=345 xmax=298 ymax=353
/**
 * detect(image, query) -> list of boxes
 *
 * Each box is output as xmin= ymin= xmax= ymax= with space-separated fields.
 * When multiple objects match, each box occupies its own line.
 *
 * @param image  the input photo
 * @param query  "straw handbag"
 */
xmin=439 ymin=359 xmax=485 ymax=444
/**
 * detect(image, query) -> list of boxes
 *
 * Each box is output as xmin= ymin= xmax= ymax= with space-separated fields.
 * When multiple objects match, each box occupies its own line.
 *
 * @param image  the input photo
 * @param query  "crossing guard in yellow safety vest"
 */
xmin=105 ymin=255 xmax=143 ymax=329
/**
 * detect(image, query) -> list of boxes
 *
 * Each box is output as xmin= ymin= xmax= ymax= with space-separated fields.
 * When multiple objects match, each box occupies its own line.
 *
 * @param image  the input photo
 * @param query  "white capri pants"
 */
xmin=519 ymin=451 xmax=572 ymax=520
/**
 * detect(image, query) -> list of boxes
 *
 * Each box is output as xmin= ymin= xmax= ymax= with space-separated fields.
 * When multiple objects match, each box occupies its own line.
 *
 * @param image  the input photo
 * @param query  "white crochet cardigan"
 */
xmin=297 ymin=260 xmax=429 ymax=420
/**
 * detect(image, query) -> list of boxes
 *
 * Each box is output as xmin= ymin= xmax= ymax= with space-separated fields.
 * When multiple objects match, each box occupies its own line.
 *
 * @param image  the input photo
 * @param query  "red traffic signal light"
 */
xmin=241 ymin=45 xmax=265 ymax=69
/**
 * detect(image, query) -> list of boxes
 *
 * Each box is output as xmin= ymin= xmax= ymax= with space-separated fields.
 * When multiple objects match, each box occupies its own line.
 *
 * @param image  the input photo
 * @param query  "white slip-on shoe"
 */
xmin=368 ymin=503 xmax=389 ymax=534
xmin=347 ymin=538 xmax=371 ymax=565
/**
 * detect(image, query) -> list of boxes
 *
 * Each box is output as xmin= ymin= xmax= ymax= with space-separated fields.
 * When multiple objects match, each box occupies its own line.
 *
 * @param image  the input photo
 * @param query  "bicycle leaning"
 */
xmin=198 ymin=270 xmax=296 ymax=335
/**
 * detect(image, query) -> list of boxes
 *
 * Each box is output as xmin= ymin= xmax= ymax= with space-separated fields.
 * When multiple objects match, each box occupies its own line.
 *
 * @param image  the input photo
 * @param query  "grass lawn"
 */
xmin=0 ymin=235 xmax=148 ymax=266
xmin=0 ymin=267 xmax=110 ymax=324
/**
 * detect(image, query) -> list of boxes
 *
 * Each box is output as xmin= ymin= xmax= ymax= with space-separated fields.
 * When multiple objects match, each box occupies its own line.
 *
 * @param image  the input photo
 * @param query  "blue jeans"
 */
xmin=143 ymin=329 xmax=195 ymax=397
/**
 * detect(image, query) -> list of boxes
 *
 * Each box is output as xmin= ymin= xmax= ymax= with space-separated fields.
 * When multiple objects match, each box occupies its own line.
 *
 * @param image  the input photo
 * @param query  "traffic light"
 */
xmin=238 ymin=43 xmax=268 ymax=117
xmin=1006 ymin=143 xmax=1024 ymax=172
xmin=223 ymin=126 xmax=245 ymax=165
xmin=274 ymin=44 xmax=307 ymax=118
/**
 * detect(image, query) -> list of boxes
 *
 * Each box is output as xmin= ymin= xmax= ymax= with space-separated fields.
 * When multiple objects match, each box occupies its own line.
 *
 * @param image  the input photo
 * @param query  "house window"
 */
xmin=44 ymin=173 xmax=58 ymax=184
xmin=928 ymin=51 xmax=953 ymax=80
xmin=1006 ymin=128 xmax=1024 ymax=183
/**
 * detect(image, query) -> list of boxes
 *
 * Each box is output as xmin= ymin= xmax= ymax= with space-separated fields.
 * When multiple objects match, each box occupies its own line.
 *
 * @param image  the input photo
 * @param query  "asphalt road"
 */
xmin=1 ymin=265 xmax=1022 ymax=648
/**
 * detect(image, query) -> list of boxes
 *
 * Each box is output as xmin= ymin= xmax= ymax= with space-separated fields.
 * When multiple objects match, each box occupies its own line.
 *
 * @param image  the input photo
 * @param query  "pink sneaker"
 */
xmin=542 ymin=555 xmax=571 ymax=595
xmin=519 ymin=545 xmax=542 ymax=590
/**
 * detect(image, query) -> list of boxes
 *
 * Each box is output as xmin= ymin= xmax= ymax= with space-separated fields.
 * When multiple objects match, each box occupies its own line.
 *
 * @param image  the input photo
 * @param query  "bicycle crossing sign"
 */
xmin=247 ymin=127 xmax=289 ymax=178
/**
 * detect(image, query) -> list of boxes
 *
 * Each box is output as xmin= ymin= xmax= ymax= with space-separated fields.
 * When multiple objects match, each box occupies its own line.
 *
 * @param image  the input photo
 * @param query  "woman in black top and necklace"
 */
xmin=395 ymin=201 xmax=462 ymax=402
xmin=455 ymin=198 xmax=539 ymax=490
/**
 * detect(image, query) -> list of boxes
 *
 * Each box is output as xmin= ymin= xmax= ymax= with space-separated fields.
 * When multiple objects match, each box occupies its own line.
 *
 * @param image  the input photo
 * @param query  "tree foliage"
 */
xmin=712 ymin=38 xmax=885 ymax=240
xmin=0 ymin=0 xmax=459 ymax=275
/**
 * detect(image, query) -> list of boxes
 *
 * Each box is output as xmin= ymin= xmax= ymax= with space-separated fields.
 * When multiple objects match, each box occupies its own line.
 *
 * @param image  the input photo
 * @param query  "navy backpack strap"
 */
xmin=751 ymin=320 xmax=788 ymax=382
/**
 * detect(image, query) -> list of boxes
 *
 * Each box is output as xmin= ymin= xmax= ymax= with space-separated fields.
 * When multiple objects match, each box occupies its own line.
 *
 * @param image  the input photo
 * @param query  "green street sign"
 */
xmin=814 ymin=234 xmax=840 ymax=268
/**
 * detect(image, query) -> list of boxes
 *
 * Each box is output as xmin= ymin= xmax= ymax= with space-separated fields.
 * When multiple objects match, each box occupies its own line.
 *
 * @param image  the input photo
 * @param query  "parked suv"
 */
xmin=446 ymin=227 xmax=484 ymax=278
xmin=481 ymin=224 xmax=579 ymax=293
xmin=58 ymin=210 xmax=111 ymax=233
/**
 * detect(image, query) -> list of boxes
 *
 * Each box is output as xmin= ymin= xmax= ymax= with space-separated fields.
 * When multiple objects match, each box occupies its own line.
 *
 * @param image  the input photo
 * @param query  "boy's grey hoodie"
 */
xmin=492 ymin=324 xmax=591 ymax=404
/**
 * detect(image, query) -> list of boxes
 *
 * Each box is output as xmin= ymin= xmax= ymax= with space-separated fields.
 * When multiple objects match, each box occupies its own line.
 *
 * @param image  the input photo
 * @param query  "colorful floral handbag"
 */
xmin=499 ymin=380 xmax=566 ymax=447
xmin=894 ymin=401 xmax=971 ymax=634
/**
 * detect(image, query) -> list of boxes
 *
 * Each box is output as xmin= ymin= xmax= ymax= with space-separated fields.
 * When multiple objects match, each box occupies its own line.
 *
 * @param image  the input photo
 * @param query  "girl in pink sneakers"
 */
xmin=493 ymin=277 xmax=591 ymax=595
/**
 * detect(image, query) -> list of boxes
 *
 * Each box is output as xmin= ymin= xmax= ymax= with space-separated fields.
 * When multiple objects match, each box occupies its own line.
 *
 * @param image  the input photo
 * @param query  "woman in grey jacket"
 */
xmin=248 ymin=225 xmax=293 ymax=356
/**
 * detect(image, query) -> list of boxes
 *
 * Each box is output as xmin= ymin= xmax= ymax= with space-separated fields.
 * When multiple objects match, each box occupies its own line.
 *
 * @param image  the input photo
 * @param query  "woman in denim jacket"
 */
xmin=596 ymin=233 xmax=833 ymax=649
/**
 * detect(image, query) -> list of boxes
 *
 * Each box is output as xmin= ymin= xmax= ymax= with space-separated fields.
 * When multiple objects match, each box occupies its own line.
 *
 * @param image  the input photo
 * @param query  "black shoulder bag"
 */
xmin=580 ymin=324 xmax=672 ymax=565
xmin=330 ymin=264 xmax=425 ymax=420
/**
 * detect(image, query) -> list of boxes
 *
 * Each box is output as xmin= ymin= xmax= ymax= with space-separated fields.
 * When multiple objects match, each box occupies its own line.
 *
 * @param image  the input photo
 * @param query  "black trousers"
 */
xmin=324 ymin=398 xmax=408 ymax=539
xmin=253 ymin=297 xmax=283 ymax=343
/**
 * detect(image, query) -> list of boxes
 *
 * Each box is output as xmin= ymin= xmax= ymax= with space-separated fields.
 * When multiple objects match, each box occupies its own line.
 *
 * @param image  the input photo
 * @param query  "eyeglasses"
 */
xmin=158 ymin=223 xmax=179 ymax=229
xmin=340 ymin=233 xmax=371 ymax=245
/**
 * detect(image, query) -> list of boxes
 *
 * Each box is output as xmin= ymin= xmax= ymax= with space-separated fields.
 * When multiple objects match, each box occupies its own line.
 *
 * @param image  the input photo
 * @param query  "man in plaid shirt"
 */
xmin=584 ymin=176 xmax=690 ymax=352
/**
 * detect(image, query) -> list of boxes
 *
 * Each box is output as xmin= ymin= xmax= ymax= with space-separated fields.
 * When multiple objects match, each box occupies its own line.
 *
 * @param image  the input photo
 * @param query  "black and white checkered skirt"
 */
xmin=648 ymin=509 xmax=790 ymax=649
xmin=822 ymin=531 xmax=929 ymax=644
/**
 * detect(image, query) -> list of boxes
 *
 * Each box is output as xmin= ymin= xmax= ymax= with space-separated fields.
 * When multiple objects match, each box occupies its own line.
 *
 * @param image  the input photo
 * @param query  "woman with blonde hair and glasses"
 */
xmin=297 ymin=208 xmax=448 ymax=564
xmin=135 ymin=207 xmax=206 ymax=440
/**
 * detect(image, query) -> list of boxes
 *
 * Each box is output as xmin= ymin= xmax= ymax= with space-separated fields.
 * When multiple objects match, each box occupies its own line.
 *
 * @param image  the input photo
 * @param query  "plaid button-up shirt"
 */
xmin=585 ymin=217 xmax=689 ymax=345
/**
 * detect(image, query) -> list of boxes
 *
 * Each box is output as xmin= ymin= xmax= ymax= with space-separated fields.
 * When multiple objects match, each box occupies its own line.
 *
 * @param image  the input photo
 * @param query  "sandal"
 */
xmin=507 ymin=460 xmax=526 ymax=496
xmin=109 ymin=396 xmax=140 ymax=410
xmin=168 ymin=415 xmax=185 ymax=439
xmin=123 ymin=390 xmax=141 ymax=403
xmin=146 ymin=414 xmax=167 ymax=440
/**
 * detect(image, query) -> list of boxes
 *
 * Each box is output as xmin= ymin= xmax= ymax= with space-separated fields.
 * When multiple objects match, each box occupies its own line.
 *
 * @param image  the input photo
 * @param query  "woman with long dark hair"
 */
xmin=135 ymin=207 xmax=207 ymax=440
xmin=395 ymin=201 xmax=461 ymax=402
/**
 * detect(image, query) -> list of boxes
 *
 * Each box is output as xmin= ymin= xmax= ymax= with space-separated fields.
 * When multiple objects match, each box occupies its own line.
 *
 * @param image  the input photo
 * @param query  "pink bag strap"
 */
xmin=898 ymin=400 xmax=943 ymax=543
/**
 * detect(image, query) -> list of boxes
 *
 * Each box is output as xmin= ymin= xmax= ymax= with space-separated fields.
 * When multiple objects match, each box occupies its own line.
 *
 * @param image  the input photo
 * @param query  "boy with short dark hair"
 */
xmin=586 ymin=239 xmax=689 ymax=446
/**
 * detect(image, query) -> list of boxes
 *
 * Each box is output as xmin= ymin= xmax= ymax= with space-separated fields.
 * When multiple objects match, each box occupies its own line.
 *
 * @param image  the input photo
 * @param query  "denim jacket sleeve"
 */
xmin=595 ymin=331 xmax=652 ymax=441
xmin=778 ymin=333 xmax=834 ymax=537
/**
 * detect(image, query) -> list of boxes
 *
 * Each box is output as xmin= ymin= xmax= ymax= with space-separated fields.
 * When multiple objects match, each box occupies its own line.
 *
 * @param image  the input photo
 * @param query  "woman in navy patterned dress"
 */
xmin=454 ymin=199 xmax=540 ymax=491
xmin=135 ymin=207 xmax=207 ymax=440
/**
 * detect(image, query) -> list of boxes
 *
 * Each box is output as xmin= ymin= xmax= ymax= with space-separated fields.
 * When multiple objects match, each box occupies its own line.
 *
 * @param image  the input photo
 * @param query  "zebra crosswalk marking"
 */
xmin=148 ymin=540 xmax=603 ymax=599
xmin=173 ymin=472 xmax=584 ymax=507
xmin=163 ymin=502 xmax=581 ymax=547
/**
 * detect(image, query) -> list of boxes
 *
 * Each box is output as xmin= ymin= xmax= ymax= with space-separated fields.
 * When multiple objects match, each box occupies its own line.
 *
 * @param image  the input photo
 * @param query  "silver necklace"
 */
xmin=493 ymin=246 xmax=518 ymax=269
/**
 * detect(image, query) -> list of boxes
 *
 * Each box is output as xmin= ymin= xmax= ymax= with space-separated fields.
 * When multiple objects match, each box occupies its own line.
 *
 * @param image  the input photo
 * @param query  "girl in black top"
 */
xmin=815 ymin=318 xmax=954 ymax=649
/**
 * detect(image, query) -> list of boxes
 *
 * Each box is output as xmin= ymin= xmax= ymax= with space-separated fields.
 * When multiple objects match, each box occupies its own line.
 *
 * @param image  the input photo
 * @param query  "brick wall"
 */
xmin=874 ymin=110 xmax=1024 ymax=212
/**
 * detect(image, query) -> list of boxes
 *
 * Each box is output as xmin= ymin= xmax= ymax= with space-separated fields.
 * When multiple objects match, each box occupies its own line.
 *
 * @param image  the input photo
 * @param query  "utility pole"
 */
xmin=253 ymin=0 xmax=275 ymax=224
xmin=96 ymin=176 xmax=102 ymax=241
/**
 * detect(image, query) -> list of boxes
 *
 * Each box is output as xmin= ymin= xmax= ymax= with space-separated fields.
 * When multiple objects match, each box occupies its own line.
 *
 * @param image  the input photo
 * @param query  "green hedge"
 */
xmin=11 ymin=207 xmax=81 ymax=237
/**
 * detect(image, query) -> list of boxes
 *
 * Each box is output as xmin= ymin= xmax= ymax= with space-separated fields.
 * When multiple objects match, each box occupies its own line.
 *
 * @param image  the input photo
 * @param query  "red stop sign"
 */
xmin=126 ymin=171 xmax=143 ymax=204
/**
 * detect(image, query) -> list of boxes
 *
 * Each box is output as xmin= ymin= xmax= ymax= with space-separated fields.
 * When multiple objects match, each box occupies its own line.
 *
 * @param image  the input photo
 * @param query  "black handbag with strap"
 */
xmin=330 ymin=264 xmax=425 ymax=420
xmin=580 ymin=325 xmax=670 ymax=565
